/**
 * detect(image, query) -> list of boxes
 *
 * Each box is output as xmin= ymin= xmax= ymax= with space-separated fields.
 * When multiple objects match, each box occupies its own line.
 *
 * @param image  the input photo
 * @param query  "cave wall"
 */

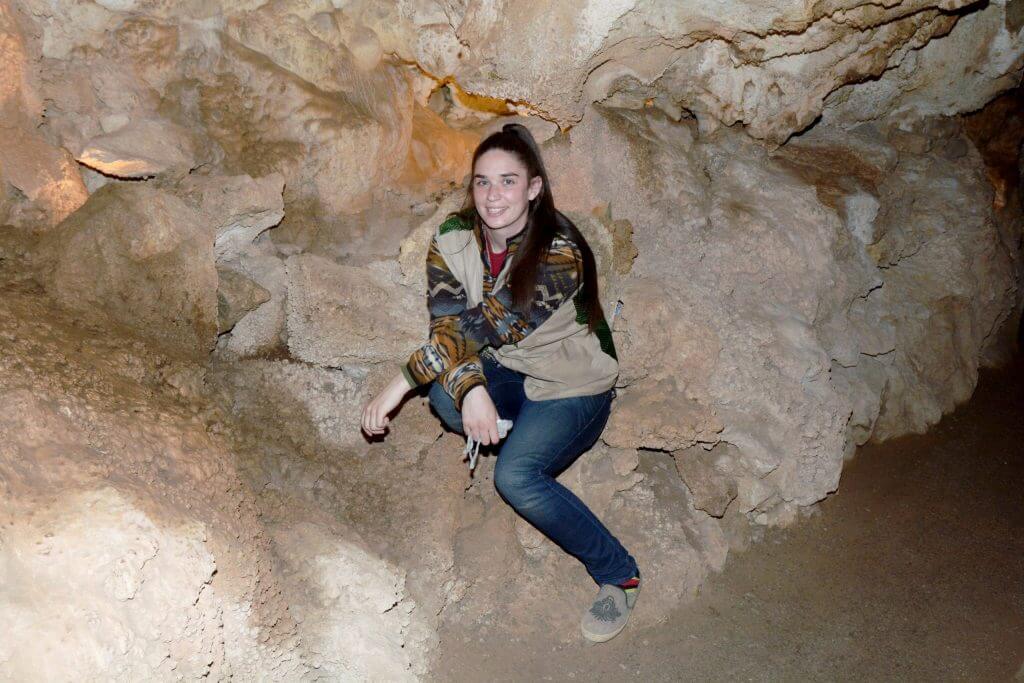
xmin=1 ymin=0 xmax=1022 ymax=678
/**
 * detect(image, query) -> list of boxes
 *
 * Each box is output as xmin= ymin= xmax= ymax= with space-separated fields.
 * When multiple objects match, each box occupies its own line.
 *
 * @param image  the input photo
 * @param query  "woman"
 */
xmin=360 ymin=123 xmax=640 ymax=643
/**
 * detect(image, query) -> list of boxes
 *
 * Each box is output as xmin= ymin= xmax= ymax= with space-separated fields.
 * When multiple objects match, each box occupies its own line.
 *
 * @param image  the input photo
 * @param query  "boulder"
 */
xmin=220 ymin=251 xmax=289 ymax=358
xmin=40 ymin=183 xmax=217 ymax=358
xmin=285 ymin=253 xmax=425 ymax=368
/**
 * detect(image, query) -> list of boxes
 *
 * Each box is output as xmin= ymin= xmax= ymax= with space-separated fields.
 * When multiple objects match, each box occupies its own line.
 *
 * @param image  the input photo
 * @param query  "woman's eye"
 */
xmin=476 ymin=179 xmax=488 ymax=187
xmin=502 ymin=178 xmax=515 ymax=186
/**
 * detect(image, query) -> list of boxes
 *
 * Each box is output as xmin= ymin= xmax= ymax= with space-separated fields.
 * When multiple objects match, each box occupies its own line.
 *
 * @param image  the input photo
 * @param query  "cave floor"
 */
xmin=433 ymin=359 xmax=1024 ymax=682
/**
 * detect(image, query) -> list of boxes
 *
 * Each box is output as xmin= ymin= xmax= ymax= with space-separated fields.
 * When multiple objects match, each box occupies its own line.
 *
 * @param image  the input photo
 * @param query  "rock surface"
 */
xmin=216 ymin=265 xmax=270 ymax=334
xmin=350 ymin=0 xmax=1024 ymax=141
xmin=76 ymin=118 xmax=200 ymax=178
xmin=285 ymin=253 xmax=426 ymax=367
xmin=39 ymin=183 xmax=219 ymax=358
xmin=0 ymin=1 xmax=89 ymax=230
xmin=175 ymin=172 xmax=286 ymax=263
xmin=0 ymin=282 xmax=432 ymax=679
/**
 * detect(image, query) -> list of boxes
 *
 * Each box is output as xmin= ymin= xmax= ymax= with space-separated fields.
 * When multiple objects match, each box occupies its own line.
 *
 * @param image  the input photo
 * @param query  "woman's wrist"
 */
xmin=456 ymin=381 xmax=487 ymax=410
xmin=390 ymin=372 xmax=413 ymax=397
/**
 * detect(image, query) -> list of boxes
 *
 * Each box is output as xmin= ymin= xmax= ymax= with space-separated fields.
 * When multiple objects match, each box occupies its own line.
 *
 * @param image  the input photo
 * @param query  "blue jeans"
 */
xmin=429 ymin=355 xmax=639 ymax=586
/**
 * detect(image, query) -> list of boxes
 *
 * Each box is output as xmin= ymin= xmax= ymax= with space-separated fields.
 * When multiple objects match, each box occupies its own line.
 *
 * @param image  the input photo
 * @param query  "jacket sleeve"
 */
xmin=438 ymin=355 xmax=486 ymax=409
xmin=404 ymin=232 xmax=583 ymax=393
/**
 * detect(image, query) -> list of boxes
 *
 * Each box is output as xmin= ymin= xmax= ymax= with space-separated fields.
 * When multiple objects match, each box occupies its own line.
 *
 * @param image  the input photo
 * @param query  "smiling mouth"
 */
xmin=485 ymin=207 xmax=507 ymax=217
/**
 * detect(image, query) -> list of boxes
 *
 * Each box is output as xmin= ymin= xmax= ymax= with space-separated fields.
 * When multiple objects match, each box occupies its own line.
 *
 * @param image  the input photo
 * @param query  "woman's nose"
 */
xmin=487 ymin=184 xmax=500 ymax=201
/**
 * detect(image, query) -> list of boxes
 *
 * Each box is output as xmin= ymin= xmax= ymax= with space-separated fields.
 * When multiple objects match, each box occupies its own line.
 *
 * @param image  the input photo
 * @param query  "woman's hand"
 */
xmin=361 ymin=373 xmax=412 ymax=437
xmin=462 ymin=385 xmax=499 ymax=445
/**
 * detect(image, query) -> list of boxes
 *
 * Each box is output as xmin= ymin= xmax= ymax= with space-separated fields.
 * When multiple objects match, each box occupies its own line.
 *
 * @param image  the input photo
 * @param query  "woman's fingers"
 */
xmin=466 ymin=417 xmax=499 ymax=445
xmin=362 ymin=403 xmax=374 ymax=436
xmin=361 ymin=414 xmax=376 ymax=436
xmin=479 ymin=421 xmax=497 ymax=445
xmin=361 ymin=400 xmax=390 ymax=436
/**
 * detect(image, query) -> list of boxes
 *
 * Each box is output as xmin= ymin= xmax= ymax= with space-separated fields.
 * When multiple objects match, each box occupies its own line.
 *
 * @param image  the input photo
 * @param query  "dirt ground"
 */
xmin=432 ymin=359 xmax=1024 ymax=681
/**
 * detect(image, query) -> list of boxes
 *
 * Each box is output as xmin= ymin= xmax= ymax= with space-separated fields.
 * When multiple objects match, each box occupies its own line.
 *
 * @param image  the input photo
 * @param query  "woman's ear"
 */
xmin=528 ymin=176 xmax=543 ymax=201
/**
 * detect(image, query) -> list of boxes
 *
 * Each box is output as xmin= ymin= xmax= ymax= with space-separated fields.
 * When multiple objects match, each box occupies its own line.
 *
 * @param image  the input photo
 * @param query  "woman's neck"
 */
xmin=483 ymin=222 xmax=524 ymax=252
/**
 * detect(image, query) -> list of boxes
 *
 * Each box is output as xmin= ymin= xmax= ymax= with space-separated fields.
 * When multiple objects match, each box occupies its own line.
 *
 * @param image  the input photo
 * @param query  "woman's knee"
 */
xmin=428 ymin=382 xmax=463 ymax=433
xmin=493 ymin=458 xmax=544 ymax=511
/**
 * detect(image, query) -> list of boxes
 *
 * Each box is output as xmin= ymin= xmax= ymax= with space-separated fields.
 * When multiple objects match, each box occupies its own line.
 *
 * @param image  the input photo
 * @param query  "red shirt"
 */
xmin=487 ymin=240 xmax=507 ymax=277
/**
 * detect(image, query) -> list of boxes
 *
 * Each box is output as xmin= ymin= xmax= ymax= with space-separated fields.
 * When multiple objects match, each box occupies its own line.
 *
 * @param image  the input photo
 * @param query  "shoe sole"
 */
xmin=581 ymin=620 xmax=628 ymax=643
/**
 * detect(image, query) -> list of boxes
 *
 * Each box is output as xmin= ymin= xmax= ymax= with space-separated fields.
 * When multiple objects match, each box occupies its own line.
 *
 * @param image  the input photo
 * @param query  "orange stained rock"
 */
xmin=0 ymin=126 xmax=88 ymax=228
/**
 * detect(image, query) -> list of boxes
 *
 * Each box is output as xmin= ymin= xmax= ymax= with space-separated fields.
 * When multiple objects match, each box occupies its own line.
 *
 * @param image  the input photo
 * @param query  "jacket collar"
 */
xmin=476 ymin=222 xmax=526 ymax=275
xmin=476 ymin=223 xmax=526 ymax=253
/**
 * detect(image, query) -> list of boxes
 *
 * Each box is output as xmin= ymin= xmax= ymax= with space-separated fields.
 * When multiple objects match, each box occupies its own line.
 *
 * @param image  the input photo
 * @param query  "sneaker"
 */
xmin=580 ymin=575 xmax=641 ymax=643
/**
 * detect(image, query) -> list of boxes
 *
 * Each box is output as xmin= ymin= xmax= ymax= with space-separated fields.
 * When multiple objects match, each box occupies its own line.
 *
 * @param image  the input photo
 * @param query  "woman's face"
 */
xmin=472 ymin=148 xmax=543 ymax=234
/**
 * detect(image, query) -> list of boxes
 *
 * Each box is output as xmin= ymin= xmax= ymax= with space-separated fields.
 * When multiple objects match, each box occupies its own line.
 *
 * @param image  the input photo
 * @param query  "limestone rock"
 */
xmin=209 ymin=5 xmax=415 ymax=220
xmin=0 ymin=488 xmax=224 ymax=679
xmin=673 ymin=443 xmax=741 ymax=518
xmin=0 ymin=3 xmax=126 ymax=228
xmin=603 ymin=276 xmax=723 ymax=453
xmin=612 ymin=278 xmax=721 ymax=389
xmin=221 ymin=251 xmax=289 ymax=358
xmin=270 ymin=522 xmax=425 ymax=681
xmin=76 ymin=118 xmax=199 ymax=178
xmin=396 ymin=103 xmax=478 ymax=194
xmin=545 ymin=107 xmax=1016 ymax=520
xmin=285 ymin=253 xmax=425 ymax=368
xmin=213 ymin=356 xmax=371 ymax=453
xmin=217 ymin=265 xmax=271 ymax=335
xmin=399 ymin=191 xmax=467 ymax=291
xmin=963 ymin=90 xmax=1024 ymax=364
xmin=0 ymin=290 xmax=307 ymax=678
xmin=609 ymin=455 xmax=730 ymax=621
xmin=605 ymin=377 xmax=723 ymax=452
xmin=347 ymin=0 xmax=1022 ymax=141
xmin=0 ymin=125 xmax=88 ymax=229
xmin=175 ymin=172 xmax=285 ymax=263
xmin=824 ymin=2 xmax=1024 ymax=128
xmin=40 ymin=183 xmax=218 ymax=358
